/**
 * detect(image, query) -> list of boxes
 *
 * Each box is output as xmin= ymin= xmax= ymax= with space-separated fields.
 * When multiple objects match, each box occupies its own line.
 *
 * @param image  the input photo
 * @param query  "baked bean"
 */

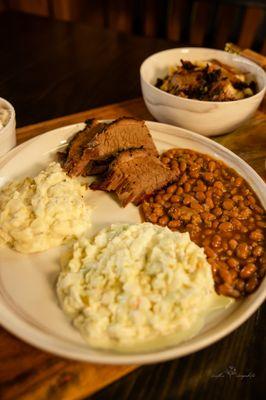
xmin=194 ymin=181 xmax=207 ymax=192
xmin=148 ymin=213 xmax=158 ymax=224
xmin=232 ymin=195 xmax=243 ymax=202
xmin=249 ymin=229 xmax=264 ymax=241
xmin=213 ymin=207 xmax=223 ymax=217
xmin=180 ymin=212 xmax=192 ymax=222
xmin=190 ymin=202 xmax=203 ymax=212
xmin=235 ymin=177 xmax=243 ymax=187
xmin=168 ymin=206 xmax=180 ymax=219
xmin=246 ymin=195 xmax=256 ymax=205
xmin=167 ymin=184 xmax=177 ymax=194
xmin=229 ymin=209 xmax=239 ymax=218
xmin=239 ymin=208 xmax=252 ymax=220
xmin=208 ymin=160 xmax=216 ymax=172
xmin=184 ymin=182 xmax=191 ymax=193
xmin=205 ymin=197 xmax=214 ymax=209
xmin=191 ymin=214 xmax=202 ymax=225
xmin=179 ymin=174 xmax=188 ymax=184
xmin=203 ymin=172 xmax=214 ymax=182
xmin=203 ymin=238 xmax=211 ymax=247
xmin=236 ymin=243 xmax=249 ymax=259
xmin=212 ymin=235 xmax=222 ymax=248
xmin=190 ymin=163 xmax=200 ymax=172
xmin=180 ymin=161 xmax=187 ymax=172
xmin=171 ymin=161 xmax=180 ymax=173
xmin=218 ymin=283 xmax=240 ymax=298
xmin=167 ymin=220 xmax=180 ymax=229
xmin=228 ymin=239 xmax=238 ymax=250
xmin=213 ymin=181 xmax=224 ymax=191
xmin=162 ymin=193 xmax=171 ymax=202
xmin=245 ymin=277 xmax=258 ymax=293
xmin=154 ymin=207 xmax=164 ymax=217
xmin=161 ymin=156 xmax=170 ymax=165
xmin=155 ymin=194 xmax=164 ymax=204
xmin=219 ymin=268 xmax=233 ymax=285
xmin=240 ymin=226 xmax=248 ymax=233
xmin=223 ymin=199 xmax=234 ymax=210
xmin=235 ymin=279 xmax=245 ymax=292
xmin=257 ymin=221 xmax=266 ymax=229
xmin=231 ymin=218 xmax=242 ymax=230
xmin=240 ymin=264 xmax=257 ymax=279
xmin=219 ymin=222 xmax=233 ymax=232
xmin=170 ymin=195 xmax=181 ymax=204
xmin=253 ymin=246 xmax=263 ymax=257
xmin=195 ymin=191 xmax=205 ymax=202
xmin=201 ymin=212 xmax=216 ymax=221
xmin=227 ymin=257 xmax=239 ymax=269
xmin=212 ymin=221 xmax=219 ymax=229
xmin=205 ymin=246 xmax=217 ymax=259
xmin=158 ymin=215 xmax=169 ymax=226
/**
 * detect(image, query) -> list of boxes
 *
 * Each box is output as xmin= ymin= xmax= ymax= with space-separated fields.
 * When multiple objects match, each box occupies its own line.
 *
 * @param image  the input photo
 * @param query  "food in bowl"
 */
xmin=0 ymin=162 xmax=91 ymax=253
xmin=140 ymin=47 xmax=266 ymax=135
xmin=57 ymin=223 xmax=231 ymax=351
xmin=141 ymin=148 xmax=265 ymax=298
xmin=0 ymin=106 xmax=10 ymax=130
xmin=156 ymin=59 xmax=257 ymax=101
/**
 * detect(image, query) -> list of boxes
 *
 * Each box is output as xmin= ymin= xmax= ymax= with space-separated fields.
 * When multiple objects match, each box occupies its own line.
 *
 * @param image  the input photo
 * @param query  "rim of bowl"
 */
xmin=0 ymin=97 xmax=16 ymax=137
xmin=140 ymin=47 xmax=266 ymax=106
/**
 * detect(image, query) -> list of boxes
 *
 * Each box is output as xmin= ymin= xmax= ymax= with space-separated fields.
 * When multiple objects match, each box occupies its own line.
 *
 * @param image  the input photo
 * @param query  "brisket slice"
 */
xmin=90 ymin=149 xmax=175 ymax=207
xmin=61 ymin=119 xmax=106 ymax=174
xmin=67 ymin=117 xmax=159 ymax=177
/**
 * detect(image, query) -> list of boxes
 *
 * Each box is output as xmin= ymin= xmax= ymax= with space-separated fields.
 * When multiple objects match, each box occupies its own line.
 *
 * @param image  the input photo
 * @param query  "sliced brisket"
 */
xmin=62 ymin=119 xmax=106 ymax=174
xmin=64 ymin=117 xmax=158 ymax=176
xmin=90 ymin=149 xmax=175 ymax=207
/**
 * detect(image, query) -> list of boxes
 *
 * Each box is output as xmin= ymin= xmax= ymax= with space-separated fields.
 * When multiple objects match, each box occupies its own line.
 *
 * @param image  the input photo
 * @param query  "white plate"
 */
xmin=0 ymin=121 xmax=265 ymax=365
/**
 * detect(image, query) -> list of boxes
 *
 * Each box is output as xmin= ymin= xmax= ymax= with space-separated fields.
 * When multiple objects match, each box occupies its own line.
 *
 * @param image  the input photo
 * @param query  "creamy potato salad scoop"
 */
xmin=0 ymin=162 xmax=91 ymax=253
xmin=57 ymin=223 xmax=231 ymax=351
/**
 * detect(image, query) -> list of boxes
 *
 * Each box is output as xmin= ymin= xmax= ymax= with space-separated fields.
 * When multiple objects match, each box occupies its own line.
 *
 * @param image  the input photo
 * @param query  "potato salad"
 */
xmin=0 ymin=162 xmax=91 ymax=253
xmin=57 ymin=223 xmax=231 ymax=351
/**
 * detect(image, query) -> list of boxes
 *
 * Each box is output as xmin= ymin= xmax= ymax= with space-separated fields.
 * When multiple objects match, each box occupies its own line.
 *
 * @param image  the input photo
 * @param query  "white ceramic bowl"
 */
xmin=140 ymin=47 xmax=266 ymax=136
xmin=0 ymin=97 xmax=16 ymax=158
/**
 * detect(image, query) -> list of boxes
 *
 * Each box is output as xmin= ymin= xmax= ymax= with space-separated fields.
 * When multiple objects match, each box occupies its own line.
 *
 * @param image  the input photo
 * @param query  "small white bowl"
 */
xmin=0 ymin=97 xmax=16 ymax=158
xmin=140 ymin=47 xmax=266 ymax=136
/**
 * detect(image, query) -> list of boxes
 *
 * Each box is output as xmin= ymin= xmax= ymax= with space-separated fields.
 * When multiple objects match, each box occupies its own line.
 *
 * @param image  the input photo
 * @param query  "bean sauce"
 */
xmin=141 ymin=148 xmax=266 ymax=298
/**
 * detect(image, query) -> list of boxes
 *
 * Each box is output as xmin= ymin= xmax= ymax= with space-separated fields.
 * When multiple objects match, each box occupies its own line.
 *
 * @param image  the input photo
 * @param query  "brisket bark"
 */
xmin=90 ymin=149 xmax=175 ymax=207
xmin=61 ymin=117 xmax=158 ymax=176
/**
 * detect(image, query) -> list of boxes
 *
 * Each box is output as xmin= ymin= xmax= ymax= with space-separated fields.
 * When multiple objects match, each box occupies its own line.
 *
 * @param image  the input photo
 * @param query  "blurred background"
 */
xmin=1 ymin=0 xmax=266 ymax=53
xmin=1 ymin=0 xmax=265 ymax=126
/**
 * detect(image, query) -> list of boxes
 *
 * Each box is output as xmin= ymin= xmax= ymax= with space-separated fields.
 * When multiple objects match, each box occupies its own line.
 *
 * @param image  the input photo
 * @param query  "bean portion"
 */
xmin=141 ymin=148 xmax=266 ymax=298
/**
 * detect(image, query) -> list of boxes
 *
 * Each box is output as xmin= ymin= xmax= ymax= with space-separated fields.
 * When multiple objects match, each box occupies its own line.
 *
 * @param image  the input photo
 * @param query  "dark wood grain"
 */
xmin=0 ymin=12 xmax=265 ymax=400
xmin=0 ymin=11 xmax=177 ymax=128
xmin=4 ymin=0 xmax=266 ymax=52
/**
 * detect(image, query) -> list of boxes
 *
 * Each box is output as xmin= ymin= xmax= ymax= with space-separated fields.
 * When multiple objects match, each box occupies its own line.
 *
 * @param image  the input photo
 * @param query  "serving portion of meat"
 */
xmin=156 ymin=59 xmax=257 ymax=101
xmin=60 ymin=119 xmax=106 ymax=175
xmin=90 ymin=149 xmax=175 ymax=207
xmin=61 ymin=117 xmax=158 ymax=176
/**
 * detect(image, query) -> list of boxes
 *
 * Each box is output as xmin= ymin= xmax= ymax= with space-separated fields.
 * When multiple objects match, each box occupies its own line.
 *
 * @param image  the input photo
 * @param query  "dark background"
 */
xmin=1 ymin=0 xmax=266 ymax=52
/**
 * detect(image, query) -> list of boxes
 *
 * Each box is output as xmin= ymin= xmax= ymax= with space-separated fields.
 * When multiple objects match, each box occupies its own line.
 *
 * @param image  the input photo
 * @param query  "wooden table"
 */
xmin=0 ymin=12 xmax=265 ymax=400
